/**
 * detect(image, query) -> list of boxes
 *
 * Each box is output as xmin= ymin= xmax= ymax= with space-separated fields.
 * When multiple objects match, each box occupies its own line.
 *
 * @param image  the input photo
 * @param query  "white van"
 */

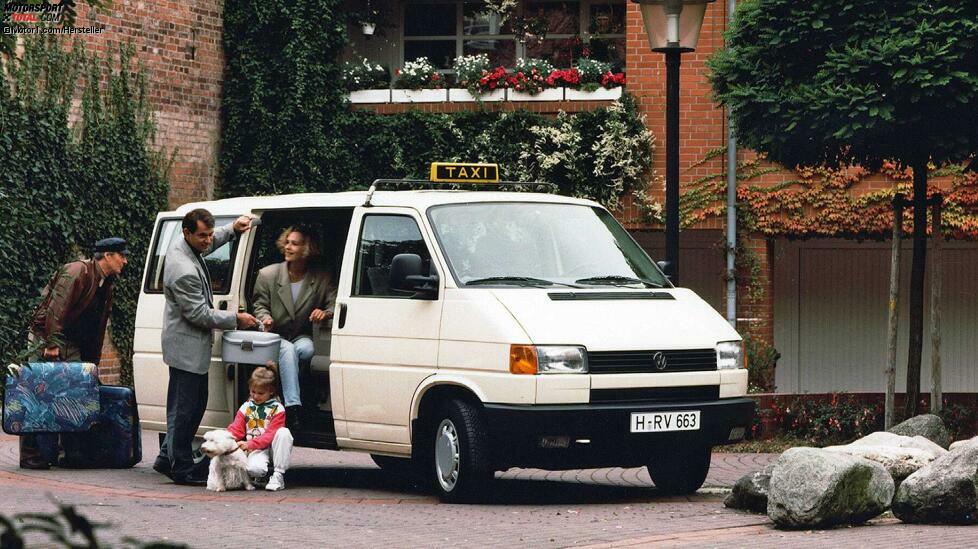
xmin=134 ymin=172 xmax=753 ymax=502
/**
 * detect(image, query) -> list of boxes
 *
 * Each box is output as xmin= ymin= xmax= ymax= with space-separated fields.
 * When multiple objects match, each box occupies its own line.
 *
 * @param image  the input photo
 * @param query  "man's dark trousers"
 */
xmin=164 ymin=366 xmax=209 ymax=479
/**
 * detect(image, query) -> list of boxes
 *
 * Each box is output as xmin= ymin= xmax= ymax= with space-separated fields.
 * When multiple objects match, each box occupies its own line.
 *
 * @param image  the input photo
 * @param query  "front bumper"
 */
xmin=482 ymin=397 xmax=755 ymax=470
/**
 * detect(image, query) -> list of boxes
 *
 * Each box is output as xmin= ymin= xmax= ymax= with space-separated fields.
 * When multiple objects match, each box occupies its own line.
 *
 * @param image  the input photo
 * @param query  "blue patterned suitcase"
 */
xmin=3 ymin=362 xmax=101 ymax=434
xmin=62 ymin=385 xmax=142 ymax=468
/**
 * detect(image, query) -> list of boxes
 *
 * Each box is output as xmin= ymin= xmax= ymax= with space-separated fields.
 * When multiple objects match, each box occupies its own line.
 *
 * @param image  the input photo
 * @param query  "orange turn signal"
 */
xmin=509 ymin=344 xmax=538 ymax=375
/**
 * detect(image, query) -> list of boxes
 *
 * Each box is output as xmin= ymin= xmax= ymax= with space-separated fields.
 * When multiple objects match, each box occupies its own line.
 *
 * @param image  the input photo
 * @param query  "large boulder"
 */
xmin=768 ymin=447 xmax=894 ymax=529
xmin=889 ymin=414 xmax=951 ymax=449
xmin=892 ymin=441 xmax=978 ymax=524
xmin=724 ymin=464 xmax=773 ymax=513
xmin=824 ymin=431 xmax=947 ymax=482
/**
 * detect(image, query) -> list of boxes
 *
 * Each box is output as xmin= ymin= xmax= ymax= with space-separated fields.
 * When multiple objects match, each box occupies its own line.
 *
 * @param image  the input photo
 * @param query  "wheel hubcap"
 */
xmin=435 ymin=419 xmax=460 ymax=492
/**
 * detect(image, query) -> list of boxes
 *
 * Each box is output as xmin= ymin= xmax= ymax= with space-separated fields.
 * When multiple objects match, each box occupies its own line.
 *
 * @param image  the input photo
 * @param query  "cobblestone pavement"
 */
xmin=1 ymin=433 xmax=974 ymax=547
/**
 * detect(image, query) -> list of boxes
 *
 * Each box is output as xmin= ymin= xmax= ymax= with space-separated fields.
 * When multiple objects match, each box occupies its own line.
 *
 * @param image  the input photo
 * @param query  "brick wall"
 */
xmin=55 ymin=2 xmax=226 ymax=379
xmin=97 ymin=327 xmax=121 ymax=385
xmin=71 ymin=0 xmax=225 ymax=208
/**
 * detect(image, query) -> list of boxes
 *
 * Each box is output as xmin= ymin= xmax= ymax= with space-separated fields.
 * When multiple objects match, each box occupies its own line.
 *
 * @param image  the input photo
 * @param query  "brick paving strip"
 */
xmin=5 ymin=433 xmax=973 ymax=547
xmin=0 ymin=432 xmax=774 ymax=506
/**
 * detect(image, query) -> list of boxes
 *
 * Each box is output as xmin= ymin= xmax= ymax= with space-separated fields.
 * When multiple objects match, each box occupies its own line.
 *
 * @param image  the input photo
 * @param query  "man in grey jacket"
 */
xmin=154 ymin=208 xmax=258 ymax=484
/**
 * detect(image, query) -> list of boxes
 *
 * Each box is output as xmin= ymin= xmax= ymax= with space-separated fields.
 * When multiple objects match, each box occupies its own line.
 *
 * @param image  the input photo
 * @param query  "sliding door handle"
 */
xmin=337 ymin=303 xmax=348 ymax=330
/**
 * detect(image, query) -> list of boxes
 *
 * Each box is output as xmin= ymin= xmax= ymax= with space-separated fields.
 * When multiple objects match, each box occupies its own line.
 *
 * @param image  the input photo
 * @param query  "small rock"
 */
xmin=889 ymin=414 xmax=951 ymax=449
xmin=768 ymin=447 xmax=894 ymax=529
xmin=948 ymin=436 xmax=978 ymax=452
xmin=892 ymin=441 xmax=978 ymax=524
xmin=724 ymin=464 xmax=773 ymax=513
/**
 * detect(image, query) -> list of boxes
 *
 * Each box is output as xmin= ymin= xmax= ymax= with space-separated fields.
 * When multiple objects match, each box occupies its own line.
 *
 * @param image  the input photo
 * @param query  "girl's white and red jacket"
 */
xmin=227 ymin=398 xmax=286 ymax=451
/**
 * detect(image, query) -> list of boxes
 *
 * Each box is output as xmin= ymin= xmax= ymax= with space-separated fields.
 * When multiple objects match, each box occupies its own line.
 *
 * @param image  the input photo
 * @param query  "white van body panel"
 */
xmin=331 ymin=206 xmax=442 ymax=447
xmin=489 ymin=287 xmax=740 ymax=350
xmin=720 ymin=369 xmax=749 ymax=397
xmin=133 ymin=211 xmax=252 ymax=434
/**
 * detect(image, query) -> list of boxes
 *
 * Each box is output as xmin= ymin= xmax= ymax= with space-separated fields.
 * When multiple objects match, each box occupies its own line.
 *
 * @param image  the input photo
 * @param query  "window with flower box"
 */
xmin=401 ymin=0 xmax=625 ymax=72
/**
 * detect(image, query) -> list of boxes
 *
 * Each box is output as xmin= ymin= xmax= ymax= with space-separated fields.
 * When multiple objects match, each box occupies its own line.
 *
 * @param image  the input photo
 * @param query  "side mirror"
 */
xmin=656 ymin=260 xmax=673 ymax=283
xmin=390 ymin=253 xmax=439 ymax=299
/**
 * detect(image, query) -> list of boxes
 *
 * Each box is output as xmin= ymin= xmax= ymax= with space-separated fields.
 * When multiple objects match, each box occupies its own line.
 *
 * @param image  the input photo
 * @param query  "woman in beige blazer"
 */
xmin=252 ymin=226 xmax=336 ymax=424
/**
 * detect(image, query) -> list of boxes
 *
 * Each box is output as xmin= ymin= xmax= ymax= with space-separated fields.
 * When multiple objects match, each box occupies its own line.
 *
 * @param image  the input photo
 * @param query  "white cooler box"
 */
xmin=222 ymin=331 xmax=281 ymax=365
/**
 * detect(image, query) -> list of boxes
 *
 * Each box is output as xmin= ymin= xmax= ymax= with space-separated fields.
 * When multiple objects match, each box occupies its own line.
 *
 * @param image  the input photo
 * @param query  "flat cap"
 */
xmin=94 ymin=237 xmax=130 ymax=255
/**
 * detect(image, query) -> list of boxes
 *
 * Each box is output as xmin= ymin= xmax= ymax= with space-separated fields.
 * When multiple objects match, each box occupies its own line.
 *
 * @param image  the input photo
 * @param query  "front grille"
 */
xmin=587 ymin=349 xmax=717 ymax=374
xmin=590 ymin=385 xmax=719 ymax=403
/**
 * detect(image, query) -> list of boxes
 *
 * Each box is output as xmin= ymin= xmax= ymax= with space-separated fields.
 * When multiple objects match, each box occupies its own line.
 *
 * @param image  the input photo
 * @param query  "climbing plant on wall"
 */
xmin=0 ymin=38 xmax=170 ymax=384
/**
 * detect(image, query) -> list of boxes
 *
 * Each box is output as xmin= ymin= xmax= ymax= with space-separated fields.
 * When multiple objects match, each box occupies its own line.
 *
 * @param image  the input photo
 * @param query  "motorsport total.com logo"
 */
xmin=3 ymin=0 xmax=104 ymax=34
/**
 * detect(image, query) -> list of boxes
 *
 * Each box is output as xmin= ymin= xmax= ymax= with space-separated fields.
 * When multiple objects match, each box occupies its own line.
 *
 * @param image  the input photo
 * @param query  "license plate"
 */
xmin=630 ymin=411 xmax=700 ymax=433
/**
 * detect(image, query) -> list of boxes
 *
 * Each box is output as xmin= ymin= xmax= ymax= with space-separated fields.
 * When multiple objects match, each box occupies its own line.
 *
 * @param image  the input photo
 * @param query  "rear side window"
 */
xmin=353 ymin=215 xmax=433 ymax=297
xmin=144 ymin=217 xmax=239 ymax=294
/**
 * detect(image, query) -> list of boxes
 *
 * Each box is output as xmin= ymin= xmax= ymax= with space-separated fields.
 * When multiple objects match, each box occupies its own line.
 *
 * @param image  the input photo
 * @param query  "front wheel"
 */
xmin=424 ymin=398 xmax=493 ymax=503
xmin=646 ymin=445 xmax=712 ymax=495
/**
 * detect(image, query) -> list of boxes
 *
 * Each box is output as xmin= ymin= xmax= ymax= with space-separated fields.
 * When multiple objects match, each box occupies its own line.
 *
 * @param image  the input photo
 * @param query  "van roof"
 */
xmin=171 ymin=190 xmax=602 ymax=216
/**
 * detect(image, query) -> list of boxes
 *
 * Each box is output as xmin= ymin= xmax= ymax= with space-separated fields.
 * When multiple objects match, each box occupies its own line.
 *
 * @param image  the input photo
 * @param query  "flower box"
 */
xmin=507 ymin=88 xmax=564 ymax=102
xmin=564 ymin=87 xmax=623 ymax=101
xmin=448 ymin=88 xmax=506 ymax=102
xmin=348 ymin=89 xmax=391 ymax=104
xmin=390 ymin=89 xmax=448 ymax=103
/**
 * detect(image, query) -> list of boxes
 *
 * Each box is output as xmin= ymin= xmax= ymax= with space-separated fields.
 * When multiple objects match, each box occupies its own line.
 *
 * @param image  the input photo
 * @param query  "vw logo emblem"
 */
xmin=652 ymin=352 xmax=668 ymax=371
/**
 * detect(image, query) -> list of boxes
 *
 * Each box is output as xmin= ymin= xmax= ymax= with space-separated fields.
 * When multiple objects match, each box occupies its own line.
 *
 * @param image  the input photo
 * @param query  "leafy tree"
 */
xmin=709 ymin=0 xmax=978 ymax=417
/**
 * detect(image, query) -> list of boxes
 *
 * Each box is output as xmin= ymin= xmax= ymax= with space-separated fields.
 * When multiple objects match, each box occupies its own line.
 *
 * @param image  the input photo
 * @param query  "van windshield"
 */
xmin=428 ymin=203 xmax=669 ymax=288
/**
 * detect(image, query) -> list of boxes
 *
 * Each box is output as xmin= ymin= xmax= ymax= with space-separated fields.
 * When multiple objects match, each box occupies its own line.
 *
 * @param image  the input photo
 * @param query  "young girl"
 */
xmin=226 ymin=362 xmax=293 ymax=491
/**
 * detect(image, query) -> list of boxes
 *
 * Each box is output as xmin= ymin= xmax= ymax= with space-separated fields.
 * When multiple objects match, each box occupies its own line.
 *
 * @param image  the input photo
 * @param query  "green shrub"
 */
xmin=324 ymin=95 xmax=654 ymax=213
xmin=744 ymin=334 xmax=780 ymax=393
xmin=0 ymin=37 xmax=169 ymax=385
xmin=938 ymin=402 xmax=978 ymax=442
xmin=770 ymin=393 xmax=884 ymax=446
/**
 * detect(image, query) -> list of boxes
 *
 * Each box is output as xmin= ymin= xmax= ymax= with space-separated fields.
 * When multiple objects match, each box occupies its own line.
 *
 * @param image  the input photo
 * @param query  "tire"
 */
xmin=646 ymin=445 xmax=712 ymax=495
xmin=370 ymin=454 xmax=419 ymax=480
xmin=423 ymin=398 xmax=493 ymax=503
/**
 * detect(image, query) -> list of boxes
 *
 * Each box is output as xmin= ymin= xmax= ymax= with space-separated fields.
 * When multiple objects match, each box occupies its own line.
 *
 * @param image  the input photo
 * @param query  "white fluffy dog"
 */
xmin=199 ymin=429 xmax=255 ymax=492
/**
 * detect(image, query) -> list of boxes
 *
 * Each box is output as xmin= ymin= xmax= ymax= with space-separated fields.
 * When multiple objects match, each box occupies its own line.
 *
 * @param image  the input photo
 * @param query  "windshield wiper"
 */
xmin=574 ymin=275 xmax=664 ymax=288
xmin=466 ymin=276 xmax=573 ymax=288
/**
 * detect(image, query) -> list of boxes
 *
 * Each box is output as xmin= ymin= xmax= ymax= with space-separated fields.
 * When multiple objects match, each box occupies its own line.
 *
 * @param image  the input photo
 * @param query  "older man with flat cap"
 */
xmin=20 ymin=237 xmax=130 ymax=469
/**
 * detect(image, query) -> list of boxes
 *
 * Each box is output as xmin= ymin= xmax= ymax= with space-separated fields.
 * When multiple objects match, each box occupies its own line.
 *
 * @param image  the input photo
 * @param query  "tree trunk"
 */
xmin=930 ymin=197 xmax=943 ymax=414
xmin=885 ymin=196 xmax=903 ymax=429
xmin=905 ymin=160 xmax=928 ymax=420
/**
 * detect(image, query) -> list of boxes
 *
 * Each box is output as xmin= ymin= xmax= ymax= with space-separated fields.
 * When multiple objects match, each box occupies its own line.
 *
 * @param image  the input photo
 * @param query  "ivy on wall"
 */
xmin=0 ymin=38 xmax=169 ymax=384
xmin=220 ymin=0 xmax=349 ymax=198
xmin=680 ymin=152 xmax=978 ymax=240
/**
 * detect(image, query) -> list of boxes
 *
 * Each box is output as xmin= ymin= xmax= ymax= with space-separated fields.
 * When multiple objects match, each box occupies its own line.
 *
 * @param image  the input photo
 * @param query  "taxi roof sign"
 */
xmin=430 ymin=162 xmax=500 ymax=183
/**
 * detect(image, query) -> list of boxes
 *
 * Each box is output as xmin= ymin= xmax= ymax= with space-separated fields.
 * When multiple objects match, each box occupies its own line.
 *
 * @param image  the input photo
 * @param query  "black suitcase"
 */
xmin=62 ymin=385 xmax=142 ymax=468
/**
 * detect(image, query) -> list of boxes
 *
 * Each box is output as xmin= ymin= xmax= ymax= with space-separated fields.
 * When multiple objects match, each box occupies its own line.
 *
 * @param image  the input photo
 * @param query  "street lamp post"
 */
xmin=632 ymin=0 xmax=714 ymax=286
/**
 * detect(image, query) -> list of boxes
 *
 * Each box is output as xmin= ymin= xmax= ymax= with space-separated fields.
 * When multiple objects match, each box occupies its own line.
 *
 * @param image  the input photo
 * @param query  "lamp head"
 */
xmin=631 ymin=0 xmax=715 ymax=51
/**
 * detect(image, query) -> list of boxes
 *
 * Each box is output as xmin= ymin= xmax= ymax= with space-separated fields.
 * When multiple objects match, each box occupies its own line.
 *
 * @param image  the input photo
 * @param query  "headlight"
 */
xmin=510 ymin=345 xmax=588 ymax=374
xmin=716 ymin=341 xmax=745 ymax=370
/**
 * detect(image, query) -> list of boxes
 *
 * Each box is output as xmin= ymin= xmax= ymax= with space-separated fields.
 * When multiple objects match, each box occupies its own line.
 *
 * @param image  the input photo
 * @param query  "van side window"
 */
xmin=144 ymin=217 xmax=239 ymax=294
xmin=354 ymin=215 xmax=432 ymax=297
